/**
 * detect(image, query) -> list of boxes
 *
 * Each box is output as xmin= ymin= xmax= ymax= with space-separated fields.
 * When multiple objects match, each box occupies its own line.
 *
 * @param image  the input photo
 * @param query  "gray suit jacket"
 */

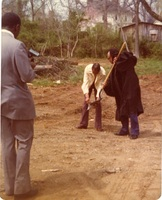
xmin=1 ymin=30 xmax=36 ymax=120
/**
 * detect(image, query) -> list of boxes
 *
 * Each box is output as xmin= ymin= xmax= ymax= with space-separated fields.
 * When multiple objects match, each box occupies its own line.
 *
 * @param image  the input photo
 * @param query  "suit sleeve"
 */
xmin=14 ymin=42 xmax=35 ymax=83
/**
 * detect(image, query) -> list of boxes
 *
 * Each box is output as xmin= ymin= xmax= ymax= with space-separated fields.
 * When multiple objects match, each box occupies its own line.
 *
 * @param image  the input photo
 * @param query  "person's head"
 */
xmin=92 ymin=63 xmax=100 ymax=76
xmin=107 ymin=48 xmax=119 ymax=64
xmin=2 ymin=12 xmax=21 ymax=38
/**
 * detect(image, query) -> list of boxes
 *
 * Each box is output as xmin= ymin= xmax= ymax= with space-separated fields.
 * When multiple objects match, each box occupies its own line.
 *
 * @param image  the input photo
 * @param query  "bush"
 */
xmin=139 ymin=39 xmax=162 ymax=59
xmin=18 ymin=19 xmax=162 ymax=59
xmin=74 ymin=26 xmax=122 ymax=58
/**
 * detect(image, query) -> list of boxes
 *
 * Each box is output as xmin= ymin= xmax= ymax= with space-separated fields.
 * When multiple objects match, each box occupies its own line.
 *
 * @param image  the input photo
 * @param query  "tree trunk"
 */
xmin=103 ymin=0 xmax=108 ymax=29
xmin=70 ymin=33 xmax=79 ymax=57
xmin=17 ymin=0 xmax=23 ymax=18
xmin=135 ymin=0 xmax=140 ymax=58
xmin=140 ymin=0 xmax=162 ymax=22
xmin=30 ymin=0 xmax=35 ymax=21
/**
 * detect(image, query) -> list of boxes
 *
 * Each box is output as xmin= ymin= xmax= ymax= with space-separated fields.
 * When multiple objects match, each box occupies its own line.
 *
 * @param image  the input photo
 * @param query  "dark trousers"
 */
xmin=79 ymin=84 xmax=102 ymax=129
xmin=120 ymin=113 xmax=139 ymax=136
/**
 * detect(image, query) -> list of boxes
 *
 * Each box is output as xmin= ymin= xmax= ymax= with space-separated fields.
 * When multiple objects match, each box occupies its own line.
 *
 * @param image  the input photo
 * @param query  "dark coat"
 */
xmin=104 ymin=51 xmax=144 ymax=121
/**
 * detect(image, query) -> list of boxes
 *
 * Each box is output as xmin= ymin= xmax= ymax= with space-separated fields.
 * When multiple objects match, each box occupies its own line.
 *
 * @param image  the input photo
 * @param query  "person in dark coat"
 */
xmin=104 ymin=48 xmax=144 ymax=139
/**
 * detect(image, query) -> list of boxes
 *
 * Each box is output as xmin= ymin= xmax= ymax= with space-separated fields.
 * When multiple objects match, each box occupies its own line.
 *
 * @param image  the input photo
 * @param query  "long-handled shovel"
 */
xmin=87 ymin=42 xmax=126 ymax=111
xmin=102 ymin=42 xmax=126 ymax=88
xmin=87 ymin=98 xmax=102 ymax=110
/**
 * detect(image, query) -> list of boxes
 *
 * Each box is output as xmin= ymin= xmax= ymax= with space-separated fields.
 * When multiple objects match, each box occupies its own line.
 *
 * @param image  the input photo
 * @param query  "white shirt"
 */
xmin=2 ymin=29 xmax=14 ymax=38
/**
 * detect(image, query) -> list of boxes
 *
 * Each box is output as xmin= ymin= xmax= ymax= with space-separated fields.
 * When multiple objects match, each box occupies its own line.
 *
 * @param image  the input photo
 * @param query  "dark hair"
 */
xmin=108 ymin=48 xmax=119 ymax=60
xmin=2 ymin=12 xmax=21 ymax=28
xmin=92 ymin=63 xmax=100 ymax=72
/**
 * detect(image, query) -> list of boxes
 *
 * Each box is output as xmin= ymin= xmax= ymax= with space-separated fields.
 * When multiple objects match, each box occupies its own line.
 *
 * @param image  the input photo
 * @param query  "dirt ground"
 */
xmin=0 ymin=72 xmax=162 ymax=200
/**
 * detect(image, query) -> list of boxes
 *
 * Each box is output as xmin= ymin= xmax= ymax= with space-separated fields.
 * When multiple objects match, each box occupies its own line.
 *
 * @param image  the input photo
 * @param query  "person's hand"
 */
xmin=96 ymin=97 xmax=101 ymax=101
xmin=30 ymin=61 xmax=36 ymax=69
xmin=29 ymin=57 xmax=36 ymax=69
xmin=85 ymin=94 xmax=90 ymax=104
xmin=113 ymin=56 xmax=117 ymax=64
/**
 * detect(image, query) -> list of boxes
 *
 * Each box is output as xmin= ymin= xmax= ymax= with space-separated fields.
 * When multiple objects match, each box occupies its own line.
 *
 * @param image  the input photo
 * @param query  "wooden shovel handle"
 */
xmin=103 ymin=42 xmax=126 ymax=88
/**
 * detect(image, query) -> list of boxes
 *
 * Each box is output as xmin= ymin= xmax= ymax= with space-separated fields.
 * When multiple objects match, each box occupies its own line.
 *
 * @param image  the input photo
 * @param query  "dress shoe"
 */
xmin=96 ymin=128 xmax=104 ymax=132
xmin=114 ymin=130 xmax=129 ymax=136
xmin=77 ymin=125 xmax=87 ymax=129
xmin=129 ymin=135 xmax=138 ymax=139
xmin=14 ymin=189 xmax=38 ymax=200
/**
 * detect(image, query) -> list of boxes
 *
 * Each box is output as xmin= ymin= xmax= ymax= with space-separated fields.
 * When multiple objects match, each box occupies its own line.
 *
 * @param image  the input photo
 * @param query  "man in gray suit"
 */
xmin=1 ymin=12 xmax=38 ymax=199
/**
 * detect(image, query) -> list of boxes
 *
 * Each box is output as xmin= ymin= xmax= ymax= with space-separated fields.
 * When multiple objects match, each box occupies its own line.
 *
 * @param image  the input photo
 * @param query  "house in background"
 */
xmin=80 ymin=1 xmax=133 ymax=32
xmin=80 ymin=0 xmax=162 ymax=45
xmin=120 ymin=22 xmax=162 ymax=44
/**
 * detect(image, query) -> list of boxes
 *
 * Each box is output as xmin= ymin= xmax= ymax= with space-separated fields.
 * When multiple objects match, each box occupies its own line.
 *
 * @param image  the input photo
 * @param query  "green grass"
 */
xmin=136 ymin=58 xmax=162 ymax=76
xmin=33 ymin=78 xmax=58 ymax=87
xmin=32 ymin=58 xmax=162 ymax=87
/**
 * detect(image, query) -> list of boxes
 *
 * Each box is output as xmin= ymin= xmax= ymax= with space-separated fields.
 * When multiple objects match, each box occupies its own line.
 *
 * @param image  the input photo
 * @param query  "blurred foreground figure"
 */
xmin=1 ymin=12 xmax=38 ymax=199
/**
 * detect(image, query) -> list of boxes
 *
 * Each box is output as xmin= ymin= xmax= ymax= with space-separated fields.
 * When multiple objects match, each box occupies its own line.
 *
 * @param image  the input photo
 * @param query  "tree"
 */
xmin=119 ymin=0 xmax=162 ymax=57
xmin=2 ymin=0 xmax=48 ymax=21
xmin=135 ymin=0 xmax=140 ymax=58
xmin=62 ymin=10 xmax=83 ymax=57
xmin=58 ymin=0 xmax=85 ymax=57
xmin=28 ymin=0 xmax=48 ymax=21
xmin=2 ymin=0 xmax=28 ymax=17
xmin=140 ymin=0 xmax=162 ymax=22
xmin=140 ymin=0 xmax=155 ymax=22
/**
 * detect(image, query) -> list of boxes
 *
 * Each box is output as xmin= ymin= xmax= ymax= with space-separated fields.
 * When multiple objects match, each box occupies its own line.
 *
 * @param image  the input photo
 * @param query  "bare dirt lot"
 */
xmin=0 ymin=72 xmax=162 ymax=200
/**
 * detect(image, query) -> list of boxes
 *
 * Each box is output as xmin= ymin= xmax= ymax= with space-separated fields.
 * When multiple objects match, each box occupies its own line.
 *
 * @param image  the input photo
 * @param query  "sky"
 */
xmin=53 ymin=0 xmax=87 ymax=19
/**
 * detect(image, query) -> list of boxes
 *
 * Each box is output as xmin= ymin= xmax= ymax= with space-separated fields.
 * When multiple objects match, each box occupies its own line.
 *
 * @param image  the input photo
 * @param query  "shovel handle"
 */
xmin=103 ymin=42 xmax=126 ymax=88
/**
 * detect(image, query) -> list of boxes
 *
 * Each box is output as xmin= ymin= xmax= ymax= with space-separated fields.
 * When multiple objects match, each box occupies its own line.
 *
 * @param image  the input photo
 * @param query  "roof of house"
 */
xmin=121 ymin=22 xmax=162 ymax=29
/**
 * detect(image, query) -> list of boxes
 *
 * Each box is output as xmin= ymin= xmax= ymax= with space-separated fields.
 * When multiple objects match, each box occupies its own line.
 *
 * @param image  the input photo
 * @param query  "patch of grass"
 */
xmin=33 ymin=78 xmax=58 ymax=87
xmin=136 ymin=58 xmax=162 ymax=76
xmin=32 ymin=58 xmax=161 ymax=87
xmin=68 ymin=66 xmax=84 ymax=84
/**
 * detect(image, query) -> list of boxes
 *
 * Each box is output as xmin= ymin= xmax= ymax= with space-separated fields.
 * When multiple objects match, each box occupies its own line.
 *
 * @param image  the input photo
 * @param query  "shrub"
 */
xmin=139 ymin=39 xmax=162 ymax=59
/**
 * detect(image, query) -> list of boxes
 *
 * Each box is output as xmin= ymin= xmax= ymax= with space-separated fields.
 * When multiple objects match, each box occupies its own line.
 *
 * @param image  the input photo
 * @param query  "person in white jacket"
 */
xmin=77 ymin=63 xmax=106 ymax=131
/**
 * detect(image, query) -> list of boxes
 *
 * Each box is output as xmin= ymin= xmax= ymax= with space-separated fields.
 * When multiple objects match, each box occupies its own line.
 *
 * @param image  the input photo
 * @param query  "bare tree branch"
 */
xmin=140 ymin=0 xmax=162 ymax=22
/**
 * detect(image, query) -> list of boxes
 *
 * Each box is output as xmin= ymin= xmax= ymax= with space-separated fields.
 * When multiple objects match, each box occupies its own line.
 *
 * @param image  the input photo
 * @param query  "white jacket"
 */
xmin=81 ymin=64 xmax=106 ymax=98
